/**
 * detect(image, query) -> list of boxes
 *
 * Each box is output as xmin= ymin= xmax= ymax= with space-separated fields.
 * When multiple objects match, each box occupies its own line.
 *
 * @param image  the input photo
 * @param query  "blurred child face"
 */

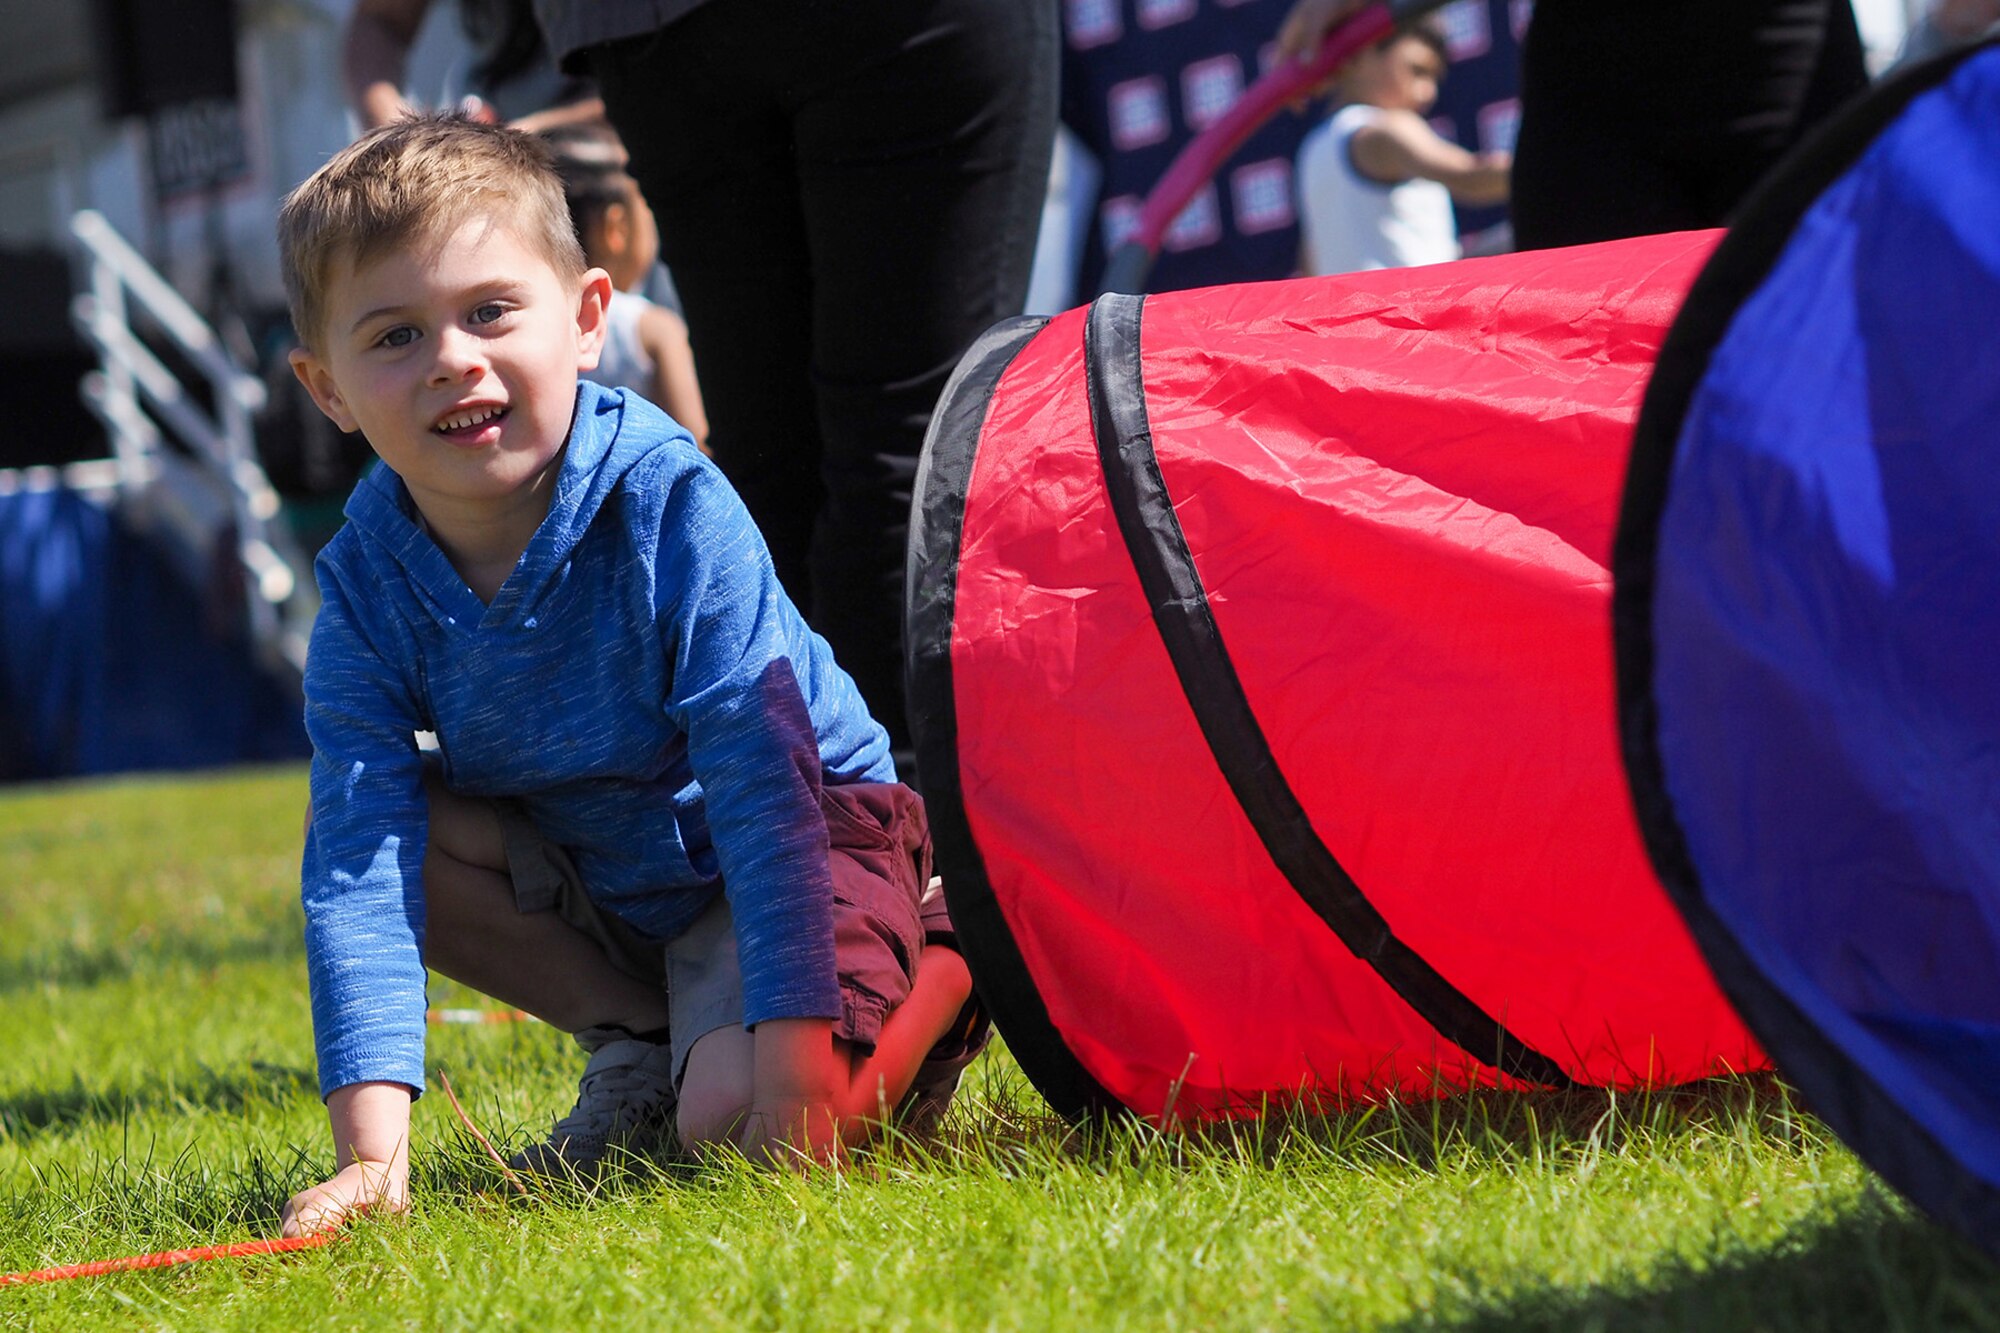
xmin=589 ymin=179 xmax=661 ymax=293
xmin=1354 ymin=34 xmax=1446 ymax=115
xmin=289 ymin=212 xmax=610 ymax=523
xmin=619 ymin=182 xmax=660 ymax=289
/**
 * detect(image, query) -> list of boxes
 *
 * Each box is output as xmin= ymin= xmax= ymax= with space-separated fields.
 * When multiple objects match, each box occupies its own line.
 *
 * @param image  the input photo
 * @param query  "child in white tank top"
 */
xmin=1296 ymin=22 xmax=1511 ymax=277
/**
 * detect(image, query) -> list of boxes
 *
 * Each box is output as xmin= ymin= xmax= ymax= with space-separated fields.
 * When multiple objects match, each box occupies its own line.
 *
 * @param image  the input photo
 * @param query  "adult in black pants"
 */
xmin=1276 ymin=0 xmax=1868 ymax=251
xmin=1510 ymin=0 xmax=1868 ymax=249
xmin=535 ymin=0 xmax=1059 ymax=762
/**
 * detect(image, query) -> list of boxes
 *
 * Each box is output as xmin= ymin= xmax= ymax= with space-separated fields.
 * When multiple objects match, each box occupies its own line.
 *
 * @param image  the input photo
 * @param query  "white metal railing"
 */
xmin=66 ymin=208 xmax=314 ymax=679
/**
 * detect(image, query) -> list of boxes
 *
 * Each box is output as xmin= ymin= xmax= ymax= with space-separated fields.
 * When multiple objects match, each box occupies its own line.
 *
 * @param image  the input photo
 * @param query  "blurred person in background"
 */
xmin=345 ymin=0 xmax=600 ymax=132
xmin=1278 ymin=0 xmax=1870 ymax=251
xmin=527 ymin=0 xmax=1059 ymax=764
xmin=1296 ymin=19 xmax=1510 ymax=275
xmin=542 ymin=122 xmax=708 ymax=450
xmin=1899 ymin=0 xmax=2000 ymax=64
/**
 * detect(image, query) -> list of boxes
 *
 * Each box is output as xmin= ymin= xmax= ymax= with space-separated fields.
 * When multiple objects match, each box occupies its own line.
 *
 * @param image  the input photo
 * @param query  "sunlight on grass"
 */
xmin=0 ymin=768 xmax=1992 ymax=1330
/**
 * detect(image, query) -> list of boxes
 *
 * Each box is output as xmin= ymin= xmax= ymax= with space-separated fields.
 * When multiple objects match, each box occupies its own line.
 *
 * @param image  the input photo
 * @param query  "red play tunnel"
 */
xmin=907 ymin=229 xmax=1766 ymax=1122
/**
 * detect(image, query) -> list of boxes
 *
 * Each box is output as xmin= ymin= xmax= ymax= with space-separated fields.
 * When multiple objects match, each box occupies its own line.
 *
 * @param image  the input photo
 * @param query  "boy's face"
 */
xmin=291 ymin=214 xmax=610 ymax=523
xmin=1358 ymin=36 xmax=1445 ymax=114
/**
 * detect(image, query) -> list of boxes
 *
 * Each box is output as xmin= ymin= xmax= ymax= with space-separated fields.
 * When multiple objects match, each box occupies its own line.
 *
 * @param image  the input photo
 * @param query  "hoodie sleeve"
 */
xmin=652 ymin=461 xmax=843 ymax=1029
xmin=301 ymin=558 xmax=432 ymax=1100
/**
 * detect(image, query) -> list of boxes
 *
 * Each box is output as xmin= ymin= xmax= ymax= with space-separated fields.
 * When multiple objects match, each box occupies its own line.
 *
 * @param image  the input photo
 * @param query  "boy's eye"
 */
xmin=472 ymin=303 xmax=507 ymax=326
xmin=377 ymin=326 xmax=417 ymax=349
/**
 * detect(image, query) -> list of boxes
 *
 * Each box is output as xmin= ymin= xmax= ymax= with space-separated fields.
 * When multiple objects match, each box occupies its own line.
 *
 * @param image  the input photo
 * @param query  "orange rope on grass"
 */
xmin=0 ymin=1234 xmax=332 ymax=1288
xmin=436 ymin=1069 xmax=529 ymax=1196
xmin=2 ymin=1068 xmax=529 ymax=1288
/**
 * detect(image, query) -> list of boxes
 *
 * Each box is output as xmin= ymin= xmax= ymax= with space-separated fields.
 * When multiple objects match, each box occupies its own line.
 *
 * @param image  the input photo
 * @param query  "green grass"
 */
xmin=0 ymin=767 xmax=1993 ymax=1330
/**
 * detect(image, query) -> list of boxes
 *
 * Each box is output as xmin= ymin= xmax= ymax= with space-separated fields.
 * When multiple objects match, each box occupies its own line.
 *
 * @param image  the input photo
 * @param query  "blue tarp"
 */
xmin=0 ymin=485 xmax=308 ymax=781
xmin=1625 ymin=41 xmax=2000 ymax=1255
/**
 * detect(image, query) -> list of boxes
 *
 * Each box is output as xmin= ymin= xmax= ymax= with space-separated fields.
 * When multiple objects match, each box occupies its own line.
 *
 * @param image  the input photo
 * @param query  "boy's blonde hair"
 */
xmin=279 ymin=113 xmax=587 ymax=349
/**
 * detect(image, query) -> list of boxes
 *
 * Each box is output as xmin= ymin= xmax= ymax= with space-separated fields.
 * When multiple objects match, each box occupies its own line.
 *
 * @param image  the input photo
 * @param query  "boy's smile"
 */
xmin=291 ymin=213 xmax=610 ymax=555
xmin=436 ymin=403 xmax=509 ymax=444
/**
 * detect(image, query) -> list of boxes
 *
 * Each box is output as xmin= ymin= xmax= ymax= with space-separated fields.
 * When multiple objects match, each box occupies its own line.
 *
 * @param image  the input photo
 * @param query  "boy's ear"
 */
xmin=574 ymin=267 xmax=614 ymax=373
xmin=289 ymin=347 xmax=360 ymax=434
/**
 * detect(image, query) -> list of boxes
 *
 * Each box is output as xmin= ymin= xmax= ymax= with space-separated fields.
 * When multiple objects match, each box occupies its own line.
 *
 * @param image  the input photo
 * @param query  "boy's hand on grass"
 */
xmin=280 ymin=1160 xmax=410 ymax=1237
xmin=744 ymin=1016 xmax=843 ymax=1166
xmin=283 ymin=1080 xmax=415 ymax=1236
xmin=741 ymin=1097 xmax=841 ymax=1168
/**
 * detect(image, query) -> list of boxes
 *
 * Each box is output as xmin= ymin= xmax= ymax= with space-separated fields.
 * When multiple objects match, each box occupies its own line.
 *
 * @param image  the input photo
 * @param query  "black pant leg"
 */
xmin=790 ymin=0 xmax=1058 ymax=753
xmin=588 ymin=0 xmax=1058 ymax=753
xmin=1512 ymin=0 xmax=1871 ymax=249
xmin=1511 ymin=80 xmax=1707 ymax=250
xmin=591 ymin=10 xmax=822 ymax=607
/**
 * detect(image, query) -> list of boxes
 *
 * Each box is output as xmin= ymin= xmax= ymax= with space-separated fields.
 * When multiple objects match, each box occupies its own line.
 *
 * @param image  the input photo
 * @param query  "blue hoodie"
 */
xmin=301 ymin=383 xmax=892 ymax=1099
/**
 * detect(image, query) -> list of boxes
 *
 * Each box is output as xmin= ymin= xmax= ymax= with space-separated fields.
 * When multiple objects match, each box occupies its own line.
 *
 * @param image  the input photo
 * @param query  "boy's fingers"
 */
xmin=1275 ymin=0 xmax=1312 ymax=57
xmin=1277 ymin=0 xmax=1367 ymax=62
xmin=280 ymin=1165 xmax=409 ymax=1239
xmin=737 ymin=1099 xmax=840 ymax=1168
xmin=1277 ymin=0 xmax=1326 ymax=61
xmin=279 ymin=1190 xmax=341 ymax=1239
xmin=1286 ymin=72 xmax=1342 ymax=116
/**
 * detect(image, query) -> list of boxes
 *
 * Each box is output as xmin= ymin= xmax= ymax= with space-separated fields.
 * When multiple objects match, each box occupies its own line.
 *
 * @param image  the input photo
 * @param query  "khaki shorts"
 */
xmin=496 ymin=781 xmax=948 ymax=1084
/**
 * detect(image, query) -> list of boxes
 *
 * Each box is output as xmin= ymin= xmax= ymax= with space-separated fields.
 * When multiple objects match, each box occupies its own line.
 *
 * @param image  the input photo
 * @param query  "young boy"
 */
xmin=1295 ymin=22 xmax=1511 ymax=275
xmin=274 ymin=114 xmax=979 ymax=1236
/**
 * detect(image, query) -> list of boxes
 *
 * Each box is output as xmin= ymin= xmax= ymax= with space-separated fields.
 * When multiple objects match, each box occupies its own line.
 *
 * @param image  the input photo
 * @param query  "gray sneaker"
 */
xmin=510 ymin=1027 xmax=679 ymax=1178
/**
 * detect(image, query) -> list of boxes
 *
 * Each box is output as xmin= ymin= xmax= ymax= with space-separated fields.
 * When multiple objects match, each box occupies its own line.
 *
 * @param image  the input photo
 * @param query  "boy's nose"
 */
xmin=427 ymin=329 xmax=486 ymax=385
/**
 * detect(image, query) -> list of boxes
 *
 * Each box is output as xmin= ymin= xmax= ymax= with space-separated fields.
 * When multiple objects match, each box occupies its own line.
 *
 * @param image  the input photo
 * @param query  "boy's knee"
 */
xmin=675 ymin=1089 xmax=751 ymax=1150
xmin=676 ymin=1024 xmax=756 ymax=1149
xmin=424 ymin=774 xmax=506 ymax=871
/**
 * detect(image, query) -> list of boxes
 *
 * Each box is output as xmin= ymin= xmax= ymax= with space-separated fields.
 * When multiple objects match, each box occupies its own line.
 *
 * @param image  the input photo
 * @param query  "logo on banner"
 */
xmin=1230 ymin=159 xmax=1294 ymax=234
xmin=1065 ymin=0 xmax=1122 ymax=50
xmin=1108 ymin=77 xmax=1171 ymax=150
xmin=1137 ymin=0 xmax=1197 ymax=30
xmin=1181 ymin=55 xmax=1244 ymax=131
xmin=1511 ymin=0 xmax=1534 ymax=42
xmin=1162 ymin=184 xmax=1222 ymax=252
xmin=1436 ymin=0 xmax=1492 ymax=60
xmin=1477 ymin=98 xmax=1522 ymax=154
xmin=1100 ymin=195 xmax=1144 ymax=252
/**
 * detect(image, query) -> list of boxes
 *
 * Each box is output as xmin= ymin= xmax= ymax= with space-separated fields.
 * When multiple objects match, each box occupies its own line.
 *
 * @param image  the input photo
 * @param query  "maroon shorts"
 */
xmin=497 ymin=781 xmax=950 ymax=1082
